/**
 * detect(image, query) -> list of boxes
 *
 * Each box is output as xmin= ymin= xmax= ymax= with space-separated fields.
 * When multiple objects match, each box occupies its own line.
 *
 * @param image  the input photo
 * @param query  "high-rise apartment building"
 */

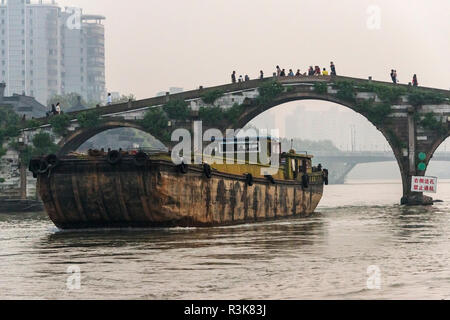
xmin=0 ymin=0 xmax=105 ymax=105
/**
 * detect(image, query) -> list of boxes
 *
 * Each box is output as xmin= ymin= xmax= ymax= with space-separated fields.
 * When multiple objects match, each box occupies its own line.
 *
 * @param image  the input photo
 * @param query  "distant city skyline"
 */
xmin=0 ymin=0 xmax=106 ymax=104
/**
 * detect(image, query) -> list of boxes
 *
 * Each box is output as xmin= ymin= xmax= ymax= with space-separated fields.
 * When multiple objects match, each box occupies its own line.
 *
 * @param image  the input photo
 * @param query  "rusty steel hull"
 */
xmin=37 ymin=158 xmax=324 ymax=229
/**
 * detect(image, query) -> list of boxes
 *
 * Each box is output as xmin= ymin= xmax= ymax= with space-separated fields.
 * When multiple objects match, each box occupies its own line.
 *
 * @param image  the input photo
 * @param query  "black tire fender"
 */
xmin=38 ymin=158 xmax=50 ymax=174
xmin=133 ymin=151 xmax=148 ymax=167
xmin=107 ymin=150 xmax=122 ymax=165
xmin=177 ymin=162 xmax=188 ymax=174
xmin=302 ymin=174 xmax=309 ymax=189
xmin=29 ymin=158 xmax=41 ymax=175
xmin=203 ymin=163 xmax=212 ymax=178
xmin=45 ymin=154 xmax=60 ymax=168
xmin=245 ymin=173 xmax=254 ymax=186
xmin=323 ymin=169 xmax=329 ymax=186
xmin=265 ymin=175 xmax=275 ymax=184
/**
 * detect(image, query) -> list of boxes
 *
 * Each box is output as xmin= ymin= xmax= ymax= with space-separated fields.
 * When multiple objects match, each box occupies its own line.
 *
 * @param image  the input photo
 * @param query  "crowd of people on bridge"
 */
xmin=232 ymin=62 xmax=420 ymax=88
xmin=231 ymin=62 xmax=338 ymax=83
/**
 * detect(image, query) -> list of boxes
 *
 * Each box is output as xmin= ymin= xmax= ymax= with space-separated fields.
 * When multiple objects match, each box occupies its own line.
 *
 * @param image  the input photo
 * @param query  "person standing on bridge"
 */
xmin=260 ymin=70 xmax=264 ymax=80
xmin=288 ymin=69 xmax=294 ymax=77
xmin=107 ymin=93 xmax=112 ymax=106
xmin=231 ymin=71 xmax=237 ymax=84
xmin=412 ymin=74 xmax=418 ymax=87
xmin=238 ymin=75 xmax=244 ymax=83
xmin=276 ymin=66 xmax=281 ymax=77
xmin=330 ymin=62 xmax=337 ymax=76
xmin=244 ymin=74 xmax=250 ymax=81
xmin=55 ymin=102 xmax=61 ymax=115
xmin=322 ymin=68 xmax=329 ymax=76
xmin=280 ymin=69 xmax=286 ymax=77
xmin=314 ymin=66 xmax=321 ymax=76
xmin=295 ymin=69 xmax=301 ymax=76
xmin=308 ymin=66 xmax=314 ymax=76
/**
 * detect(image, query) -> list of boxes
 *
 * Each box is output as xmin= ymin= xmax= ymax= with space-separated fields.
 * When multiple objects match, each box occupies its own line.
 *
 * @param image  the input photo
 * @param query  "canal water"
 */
xmin=1 ymin=180 xmax=449 ymax=300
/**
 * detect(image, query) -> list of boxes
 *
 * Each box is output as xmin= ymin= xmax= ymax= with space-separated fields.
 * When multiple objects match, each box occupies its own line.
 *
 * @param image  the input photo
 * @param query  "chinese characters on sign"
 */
xmin=411 ymin=176 xmax=437 ymax=193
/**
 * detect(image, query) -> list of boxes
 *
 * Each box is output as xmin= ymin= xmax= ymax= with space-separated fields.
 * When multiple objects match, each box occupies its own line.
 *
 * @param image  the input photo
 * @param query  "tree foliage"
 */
xmin=163 ymin=100 xmax=190 ymax=120
xmin=49 ymin=114 xmax=72 ymax=136
xmin=198 ymin=106 xmax=225 ymax=126
xmin=201 ymin=90 xmax=224 ymax=105
xmin=140 ymin=108 xmax=170 ymax=142
xmin=0 ymin=106 xmax=21 ymax=159
xmin=256 ymin=81 xmax=284 ymax=106
xmin=76 ymin=110 xmax=102 ymax=129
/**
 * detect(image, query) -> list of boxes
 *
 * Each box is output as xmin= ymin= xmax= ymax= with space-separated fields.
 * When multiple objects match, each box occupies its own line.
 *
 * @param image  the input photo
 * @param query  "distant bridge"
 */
xmin=313 ymin=151 xmax=450 ymax=184
xmin=19 ymin=75 xmax=450 ymax=205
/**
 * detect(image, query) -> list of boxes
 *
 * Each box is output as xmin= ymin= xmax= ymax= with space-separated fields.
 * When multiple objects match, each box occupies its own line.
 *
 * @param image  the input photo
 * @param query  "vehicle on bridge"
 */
xmin=29 ymin=137 xmax=328 ymax=229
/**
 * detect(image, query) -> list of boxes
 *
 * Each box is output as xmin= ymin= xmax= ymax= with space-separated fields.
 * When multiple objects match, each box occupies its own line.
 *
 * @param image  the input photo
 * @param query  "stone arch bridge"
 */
xmin=21 ymin=75 xmax=450 ymax=205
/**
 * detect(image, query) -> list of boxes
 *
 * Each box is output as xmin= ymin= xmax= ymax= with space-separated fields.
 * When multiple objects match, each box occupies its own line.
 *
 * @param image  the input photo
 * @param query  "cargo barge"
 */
xmin=29 ymin=138 xmax=328 ymax=229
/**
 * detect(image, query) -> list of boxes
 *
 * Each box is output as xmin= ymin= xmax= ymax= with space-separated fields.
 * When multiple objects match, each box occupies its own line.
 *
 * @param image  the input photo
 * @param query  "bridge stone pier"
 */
xmin=21 ymin=75 xmax=450 ymax=205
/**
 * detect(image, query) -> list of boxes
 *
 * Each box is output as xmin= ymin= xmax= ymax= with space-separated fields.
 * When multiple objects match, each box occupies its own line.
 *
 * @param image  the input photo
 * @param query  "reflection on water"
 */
xmin=1 ymin=180 xmax=450 ymax=299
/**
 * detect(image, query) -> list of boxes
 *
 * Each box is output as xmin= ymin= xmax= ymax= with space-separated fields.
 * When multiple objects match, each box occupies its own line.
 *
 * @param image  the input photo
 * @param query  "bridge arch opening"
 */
xmin=78 ymin=128 xmax=167 ymax=153
xmin=57 ymin=121 xmax=168 ymax=156
xmin=237 ymin=99 xmax=403 ymax=204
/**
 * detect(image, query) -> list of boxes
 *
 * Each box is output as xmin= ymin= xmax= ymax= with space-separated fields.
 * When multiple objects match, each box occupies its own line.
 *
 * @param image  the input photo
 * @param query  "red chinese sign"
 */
xmin=411 ymin=176 xmax=437 ymax=193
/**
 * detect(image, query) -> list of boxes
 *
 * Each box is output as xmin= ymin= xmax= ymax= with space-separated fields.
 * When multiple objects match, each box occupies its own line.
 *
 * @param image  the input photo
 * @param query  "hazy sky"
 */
xmin=58 ymin=0 xmax=450 ymax=98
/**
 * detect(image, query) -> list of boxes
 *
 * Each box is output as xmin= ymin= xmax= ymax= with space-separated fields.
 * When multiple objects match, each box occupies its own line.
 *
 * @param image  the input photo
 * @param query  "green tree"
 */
xmin=32 ymin=132 xmax=59 ymax=156
xmin=163 ymin=100 xmax=190 ymax=120
xmin=198 ymin=106 xmax=224 ymax=126
xmin=49 ymin=114 xmax=71 ymax=136
xmin=201 ymin=90 xmax=224 ymax=104
xmin=256 ymin=81 xmax=284 ymax=106
xmin=0 ymin=106 xmax=21 ymax=159
xmin=77 ymin=110 xmax=102 ymax=128
xmin=140 ymin=108 xmax=170 ymax=142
